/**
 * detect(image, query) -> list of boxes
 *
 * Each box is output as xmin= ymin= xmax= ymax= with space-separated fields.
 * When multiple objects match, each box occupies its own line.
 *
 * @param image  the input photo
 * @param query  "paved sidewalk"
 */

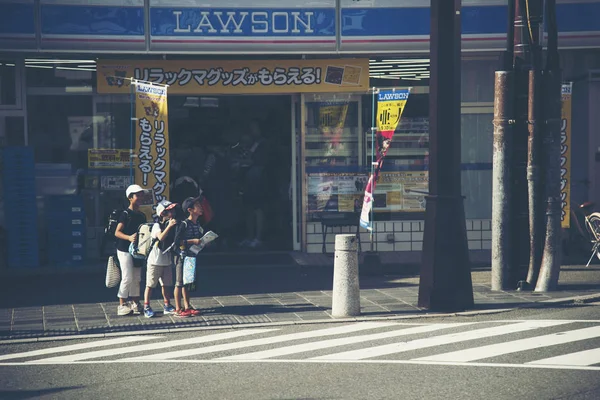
xmin=1 ymin=265 xmax=599 ymax=341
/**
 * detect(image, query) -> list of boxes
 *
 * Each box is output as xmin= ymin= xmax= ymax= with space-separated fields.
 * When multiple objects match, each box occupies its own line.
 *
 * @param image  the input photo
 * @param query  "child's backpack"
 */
xmin=104 ymin=208 xmax=126 ymax=240
xmin=129 ymin=223 xmax=155 ymax=260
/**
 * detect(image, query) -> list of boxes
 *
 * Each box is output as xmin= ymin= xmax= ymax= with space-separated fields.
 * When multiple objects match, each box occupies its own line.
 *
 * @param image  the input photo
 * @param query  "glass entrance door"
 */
xmin=0 ymin=114 xmax=26 ymax=146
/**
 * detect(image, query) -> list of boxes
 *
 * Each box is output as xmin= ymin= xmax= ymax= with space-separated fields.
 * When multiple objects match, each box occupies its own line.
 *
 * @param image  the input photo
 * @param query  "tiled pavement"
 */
xmin=2 ymin=266 xmax=599 ymax=340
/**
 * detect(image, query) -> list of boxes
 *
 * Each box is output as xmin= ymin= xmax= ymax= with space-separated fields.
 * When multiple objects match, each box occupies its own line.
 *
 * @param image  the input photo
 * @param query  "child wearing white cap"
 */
xmin=142 ymin=200 xmax=178 ymax=318
xmin=114 ymin=184 xmax=148 ymax=316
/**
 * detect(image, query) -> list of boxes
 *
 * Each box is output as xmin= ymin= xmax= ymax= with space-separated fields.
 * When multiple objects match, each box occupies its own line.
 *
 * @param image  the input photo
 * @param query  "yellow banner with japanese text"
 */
xmin=97 ymin=59 xmax=369 ymax=95
xmin=88 ymin=149 xmax=131 ymax=169
xmin=561 ymin=83 xmax=573 ymax=228
xmin=135 ymin=82 xmax=170 ymax=219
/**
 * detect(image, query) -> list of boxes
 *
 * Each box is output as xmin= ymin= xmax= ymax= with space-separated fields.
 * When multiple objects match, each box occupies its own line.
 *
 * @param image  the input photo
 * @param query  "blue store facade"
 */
xmin=0 ymin=0 xmax=599 ymax=269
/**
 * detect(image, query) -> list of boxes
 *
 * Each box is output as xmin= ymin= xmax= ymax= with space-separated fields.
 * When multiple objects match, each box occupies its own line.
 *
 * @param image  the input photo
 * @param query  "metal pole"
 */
xmin=491 ymin=71 xmax=514 ymax=291
xmin=536 ymin=0 xmax=562 ymax=291
xmin=370 ymin=88 xmax=376 ymax=251
xmin=491 ymin=0 xmax=516 ymax=290
xmin=524 ymin=0 xmax=545 ymax=288
xmin=130 ymin=81 xmax=136 ymax=185
xmin=509 ymin=0 xmax=532 ymax=287
xmin=418 ymin=0 xmax=474 ymax=311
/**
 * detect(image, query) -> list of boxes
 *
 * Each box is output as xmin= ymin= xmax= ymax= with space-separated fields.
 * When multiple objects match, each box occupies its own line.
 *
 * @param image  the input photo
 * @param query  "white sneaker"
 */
xmin=117 ymin=304 xmax=132 ymax=316
xmin=130 ymin=302 xmax=142 ymax=315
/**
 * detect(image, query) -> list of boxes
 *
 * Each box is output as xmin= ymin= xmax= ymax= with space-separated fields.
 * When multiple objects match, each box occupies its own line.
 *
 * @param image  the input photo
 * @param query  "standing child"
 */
xmin=114 ymin=184 xmax=148 ymax=316
xmin=143 ymin=200 xmax=178 ymax=318
xmin=173 ymin=196 xmax=205 ymax=317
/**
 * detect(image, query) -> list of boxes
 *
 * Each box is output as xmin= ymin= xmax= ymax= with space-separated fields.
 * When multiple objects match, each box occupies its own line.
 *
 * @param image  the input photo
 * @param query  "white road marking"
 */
xmin=124 ymin=322 xmax=401 ymax=361
xmin=219 ymin=323 xmax=467 ymax=360
xmin=2 ymin=358 xmax=600 ymax=372
xmin=0 ymin=336 xmax=158 ymax=361
xmin=312 ymin=320 xmax=573 ymax=360
xmin=30 ymin=329 xmax=274 ymax=363
xmin=527 ymin=347 xmax=600 ymax=366
xmin=416 ymin=325 xmax=600 ymax=362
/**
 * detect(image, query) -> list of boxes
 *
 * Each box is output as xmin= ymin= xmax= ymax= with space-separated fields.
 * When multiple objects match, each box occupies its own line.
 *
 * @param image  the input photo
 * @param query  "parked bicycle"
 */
xmin=563 ymin=201 xmax=599 ymax=264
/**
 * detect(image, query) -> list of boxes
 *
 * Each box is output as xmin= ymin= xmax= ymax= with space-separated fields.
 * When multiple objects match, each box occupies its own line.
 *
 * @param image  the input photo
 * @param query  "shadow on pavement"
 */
xmin=2 ymin=265 xmax=418 ymax=308
xmin=0 ymin=387 xmax=84 ymax=399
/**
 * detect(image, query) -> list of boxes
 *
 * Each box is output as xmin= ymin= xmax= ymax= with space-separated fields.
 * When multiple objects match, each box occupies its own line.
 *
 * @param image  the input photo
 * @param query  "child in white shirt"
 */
xmin=143 ymin=200 xmax=178 ymax=318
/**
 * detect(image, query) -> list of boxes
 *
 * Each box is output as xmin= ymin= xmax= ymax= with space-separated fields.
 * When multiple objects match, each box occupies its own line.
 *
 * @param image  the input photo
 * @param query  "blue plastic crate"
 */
xmin=48 ymin=250 xmax=86 ymax=260
xmin=47 ymin=238 xmax=86 ymax=249
xmin=7 ymin=252 xmax=39 ymax=268
xmin=5 ymin=216 xmax=38 ymax=226
xmin=44 ymin=207 xmax=85 ymax=216
xmin=44 ymin=195 xmax=84 ymax=206
xmin=45 ymin=216 xmax=85 ymax=225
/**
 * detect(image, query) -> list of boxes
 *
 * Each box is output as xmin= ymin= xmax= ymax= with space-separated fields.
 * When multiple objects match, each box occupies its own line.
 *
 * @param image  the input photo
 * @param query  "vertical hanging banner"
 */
xmin=134 ymin=82 xmax=170 ymax=219
xmin=560 ymin=82 xmax=573 ymax=228
xmin=360 ymin=88 xmax=411 ymax=230
xmin=319 ymin=102 xmax=349 ymax=157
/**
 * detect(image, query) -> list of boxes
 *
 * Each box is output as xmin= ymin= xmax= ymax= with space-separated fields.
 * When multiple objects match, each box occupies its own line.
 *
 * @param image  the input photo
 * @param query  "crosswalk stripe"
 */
xmin=29 ymin=329 xmax=275 ymax=363
xmin=218 ymin=323 xmax=468 ymax=360
xmin=527 ymin=347 xmax=600 ymax=366
xmin=312 ymin=320 xmax=573 ymax=361
xmin=415 ymin=325 xmax=600 ymax=363
xmin=124 ymin=321 xmax=401 ymax=361
xmin=0 ymin=336 xmax=158 ymax=361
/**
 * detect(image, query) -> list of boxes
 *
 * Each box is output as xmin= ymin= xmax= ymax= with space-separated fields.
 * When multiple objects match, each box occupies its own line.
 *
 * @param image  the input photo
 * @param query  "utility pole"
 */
xmin=536 ymin=0 xmax=562 ymax=291
xmin=418 ymin=0 xmax=474 ymax=311
xmin=509 ymin=0 xmax=533 ymax=288
xmin=524 ymin=0 xmax=545 ymax=288
xmin=491 ymin=0 xmax=515 ymax=291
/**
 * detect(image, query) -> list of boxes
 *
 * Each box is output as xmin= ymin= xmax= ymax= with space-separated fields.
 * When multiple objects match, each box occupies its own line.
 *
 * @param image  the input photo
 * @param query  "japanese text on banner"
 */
xmin=135 ymin=82 xmax=170 ymax=219
xmin=360 ymin=88 xmax=411 ymax=230
xmin=97 ymin=59 xmax=369 ymax=95
xmin=88 ymin=149 xmax=131 ymax=169
xmin=561 ymin=83 xmax=572 ymax=228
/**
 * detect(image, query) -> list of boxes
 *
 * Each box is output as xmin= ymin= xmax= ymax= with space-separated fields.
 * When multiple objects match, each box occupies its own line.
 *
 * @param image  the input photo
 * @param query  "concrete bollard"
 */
xmin=332 ymin=234 xmax=360 ymax=318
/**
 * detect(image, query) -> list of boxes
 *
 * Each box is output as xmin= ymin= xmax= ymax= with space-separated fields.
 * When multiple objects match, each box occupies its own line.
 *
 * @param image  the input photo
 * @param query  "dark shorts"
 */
xmin=174 ymin=255 xmax=184 ymax=287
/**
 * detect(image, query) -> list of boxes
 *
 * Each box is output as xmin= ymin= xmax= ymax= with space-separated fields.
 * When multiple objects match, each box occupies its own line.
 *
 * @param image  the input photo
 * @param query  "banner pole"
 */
xmin=370 ymin=87 xmax=377 ymax=252
xmin=130 ymin=80 xmax=135 ymax=185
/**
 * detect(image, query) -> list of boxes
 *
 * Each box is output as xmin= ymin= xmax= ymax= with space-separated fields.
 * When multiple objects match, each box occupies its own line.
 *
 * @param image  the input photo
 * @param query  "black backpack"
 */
xmin=99 ymin=209 xmax=129 ymax=257
xmin=104 ymin=209 xmax=129 ymax=241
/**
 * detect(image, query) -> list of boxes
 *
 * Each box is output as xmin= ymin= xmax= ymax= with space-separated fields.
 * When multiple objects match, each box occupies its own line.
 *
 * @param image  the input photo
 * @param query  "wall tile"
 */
xmin=396 ymin=232 xmax=411 ymax=242
xmin=467 ymin=231 xmax=482 ymax=240
xmin=307 ymin=244 xmax=321 ymax=253
xmin=395 ymin=242 xmax=412 ymax=251
xmin=412 ymin=232 xmax=424 ymax=241
xmin=468 ymin=240 xmax=482 ymax=250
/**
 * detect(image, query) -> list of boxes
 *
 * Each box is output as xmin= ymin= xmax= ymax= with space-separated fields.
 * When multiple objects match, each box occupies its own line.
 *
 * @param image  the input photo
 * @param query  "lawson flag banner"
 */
xmin=360 ymin=88 xmax=411 ymax=230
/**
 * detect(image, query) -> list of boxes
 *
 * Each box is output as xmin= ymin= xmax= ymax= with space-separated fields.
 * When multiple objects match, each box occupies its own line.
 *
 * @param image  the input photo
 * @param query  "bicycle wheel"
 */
xmin=586 ymin=213 xmax=600 ymax=261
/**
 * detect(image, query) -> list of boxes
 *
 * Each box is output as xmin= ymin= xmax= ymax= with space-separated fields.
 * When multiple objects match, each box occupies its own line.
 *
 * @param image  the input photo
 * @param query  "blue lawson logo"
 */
xmin=378 ymin=90 xmax=410 ymax=101
xmin=150 ymin=8 xmax=336 ymax=37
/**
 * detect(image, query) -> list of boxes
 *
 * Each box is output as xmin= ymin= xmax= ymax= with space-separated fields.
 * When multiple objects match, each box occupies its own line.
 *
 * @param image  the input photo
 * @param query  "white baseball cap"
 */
xmin=125 ymin=184 xmax=148 ymax=198
xmin=156 ymin=200 xmax=176 ymax=216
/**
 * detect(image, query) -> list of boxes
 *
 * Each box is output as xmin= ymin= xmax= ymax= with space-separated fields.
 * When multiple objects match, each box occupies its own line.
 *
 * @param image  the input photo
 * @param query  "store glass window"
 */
xmin=24 ymin=58 xmax=98 ymax=266
xmin=360 ymin=89 xmax=429 ymax=221
xmin=303 ymin=93 xmax=363 ymax=222
xmin=0 ymin=60 xmax=17 ymax=106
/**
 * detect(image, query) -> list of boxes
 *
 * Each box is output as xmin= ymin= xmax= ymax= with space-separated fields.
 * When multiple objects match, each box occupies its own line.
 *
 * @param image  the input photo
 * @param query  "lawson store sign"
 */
xmin=2 ymin=0 xmax=600 ymax=53
xmin=150 ymin=4 xmax=337 ymax=51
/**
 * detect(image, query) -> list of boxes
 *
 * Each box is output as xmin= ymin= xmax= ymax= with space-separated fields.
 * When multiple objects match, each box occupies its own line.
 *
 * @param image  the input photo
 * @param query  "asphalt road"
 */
xmin=1 ymin=304 xmax=600 ymax=400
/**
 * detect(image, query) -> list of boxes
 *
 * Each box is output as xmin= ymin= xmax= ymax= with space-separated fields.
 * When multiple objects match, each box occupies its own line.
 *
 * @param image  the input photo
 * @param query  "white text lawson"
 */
xmin=172 ymin=10 xmax=315 ymax=35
